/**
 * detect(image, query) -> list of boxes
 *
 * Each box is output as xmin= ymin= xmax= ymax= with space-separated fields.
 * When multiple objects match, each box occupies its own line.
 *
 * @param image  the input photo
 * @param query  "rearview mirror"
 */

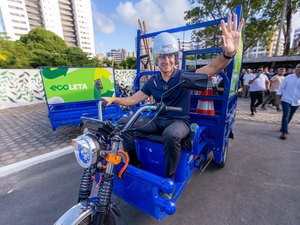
xmin=180 ymin=72 xmax=208 ymax=90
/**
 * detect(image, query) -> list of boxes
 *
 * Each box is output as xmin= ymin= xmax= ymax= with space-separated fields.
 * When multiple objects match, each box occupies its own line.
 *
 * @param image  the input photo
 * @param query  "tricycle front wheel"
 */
xmin=78 ymin=212 xmax=116 ymax=225
xmin=215 ymin=141 xmax=229 ymax=168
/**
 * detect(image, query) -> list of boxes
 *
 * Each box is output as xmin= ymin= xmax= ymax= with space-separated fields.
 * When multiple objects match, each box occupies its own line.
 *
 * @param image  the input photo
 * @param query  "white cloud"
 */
xmin=93 ymin=11 xmax=115 ymax=34
xmin=116 ymin=0 xmax=190 ymax=31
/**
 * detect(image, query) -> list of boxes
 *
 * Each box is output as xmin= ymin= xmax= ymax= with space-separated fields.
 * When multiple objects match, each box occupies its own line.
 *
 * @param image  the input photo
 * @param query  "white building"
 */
xmin=293 ymin=28 xmax=300 ymax=48
xmin=0 ymin=0 xmax=95 ymax=56
xmin=106 ymin=49 xmax=127 ymax=62
xmin=291 ymin=7 xmax=300 ymax=48
xmin=177 ymin=39 xmax=192 ymax=51
xmin=245 ymin=30 xmax=284 ymax=58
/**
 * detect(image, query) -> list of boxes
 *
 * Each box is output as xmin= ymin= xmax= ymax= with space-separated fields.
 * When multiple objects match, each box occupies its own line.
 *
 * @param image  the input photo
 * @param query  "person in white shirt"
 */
xmin=242 ymin=68 xmax=252 ymax=97
xmin=276 ymin=63 xmax=300 ymax=140
xmin=248 ymin=66 xmax=270 ymax=116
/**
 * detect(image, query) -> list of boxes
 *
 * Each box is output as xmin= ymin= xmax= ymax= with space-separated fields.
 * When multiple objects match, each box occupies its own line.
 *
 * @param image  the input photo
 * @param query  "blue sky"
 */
xmin=91 ymin=1 xmax=300 ymax=55
xmin=91 ymin=0 xmax=191 ymax=54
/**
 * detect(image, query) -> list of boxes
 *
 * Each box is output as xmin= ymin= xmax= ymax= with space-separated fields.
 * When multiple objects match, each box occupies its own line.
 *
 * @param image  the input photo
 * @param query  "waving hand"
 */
xmin=221 ymin=14 xmax=245 ymax=56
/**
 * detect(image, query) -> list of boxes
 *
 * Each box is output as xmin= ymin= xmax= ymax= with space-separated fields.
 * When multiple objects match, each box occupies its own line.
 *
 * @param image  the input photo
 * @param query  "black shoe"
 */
xmin=279 ymin=129 xmax=289 ymax=134
xmin=254 ymin=107 xmax=257 ymax=113
xmin=250 ymin=113 xmax=255 ymax=116
xmin=279 ymin=133 xmax=287 ymax=140
xmin=261 ymin=106 xmax=266 ymax=110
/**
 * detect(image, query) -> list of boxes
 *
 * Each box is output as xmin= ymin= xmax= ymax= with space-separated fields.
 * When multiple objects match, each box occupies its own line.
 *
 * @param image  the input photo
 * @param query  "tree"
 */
xmin=124 ymin=56 xmax=137 ymax=69
xmin=87 ymin=56 xmax=102 ymax=67
xmin=20 ymin=28 xmax=68 ymax=53
xmin=0 ymin=38 xmax=32 ymax=68
xmin=17 ymin=28 xmax=100 ymax=67
xmin=19 ymin=28 xmax=69 ymax=67
xmin=118 ymin=56 xmax=137 ymax=69
xmin=282 ymin=0 xmax=298 ymax=55
xmin=65 ymin=47 xmax=90 ymax=66
xmin=101 ymin=58 xmax=113 ymax=67
xmin=184 ymin=0 xmax=287 ymax=53
xmin=1 ymin=27 xmax=104 ymax=68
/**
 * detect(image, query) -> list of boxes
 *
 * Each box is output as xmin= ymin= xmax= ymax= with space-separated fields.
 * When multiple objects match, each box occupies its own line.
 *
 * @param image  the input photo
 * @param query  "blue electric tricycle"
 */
xmin=54 ymin=5 xmax=243 ymax=225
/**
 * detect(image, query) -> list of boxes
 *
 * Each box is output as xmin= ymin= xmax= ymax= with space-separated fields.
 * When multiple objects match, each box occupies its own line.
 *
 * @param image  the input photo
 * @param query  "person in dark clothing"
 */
xmin=103 ymin=14 xmax=244 ymax=183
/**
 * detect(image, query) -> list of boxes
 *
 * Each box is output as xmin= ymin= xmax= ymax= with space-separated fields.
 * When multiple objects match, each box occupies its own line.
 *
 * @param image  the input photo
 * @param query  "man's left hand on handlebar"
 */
xmin=102 ymin=97 xmax=114 ymax=106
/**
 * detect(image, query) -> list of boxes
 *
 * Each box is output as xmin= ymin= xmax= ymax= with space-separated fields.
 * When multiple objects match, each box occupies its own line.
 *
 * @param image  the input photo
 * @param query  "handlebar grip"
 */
xmin=100 ymin=98 xmax=108 ymax=108
xmin=164 ymin=106 xmax=183 ymax=112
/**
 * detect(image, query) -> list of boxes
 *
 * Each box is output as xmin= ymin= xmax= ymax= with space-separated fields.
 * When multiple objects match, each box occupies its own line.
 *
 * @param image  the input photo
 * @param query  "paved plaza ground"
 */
xmin=0 ymin=97 xmax=299 ymax=167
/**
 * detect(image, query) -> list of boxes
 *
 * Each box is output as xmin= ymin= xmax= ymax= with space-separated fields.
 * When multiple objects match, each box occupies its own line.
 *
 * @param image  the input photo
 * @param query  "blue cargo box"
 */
xmin=48 ymin=100 xmax=122 ymax=131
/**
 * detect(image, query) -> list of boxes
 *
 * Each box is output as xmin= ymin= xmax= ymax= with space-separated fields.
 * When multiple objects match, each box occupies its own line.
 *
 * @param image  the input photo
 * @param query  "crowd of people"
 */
xmin=214 ymin=64 xmax=300 ymax=140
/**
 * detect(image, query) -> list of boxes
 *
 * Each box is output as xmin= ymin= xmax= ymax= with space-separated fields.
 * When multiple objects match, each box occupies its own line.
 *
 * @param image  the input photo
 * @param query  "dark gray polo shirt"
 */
xmin=141 ymin=69 xmax=190 ymax=122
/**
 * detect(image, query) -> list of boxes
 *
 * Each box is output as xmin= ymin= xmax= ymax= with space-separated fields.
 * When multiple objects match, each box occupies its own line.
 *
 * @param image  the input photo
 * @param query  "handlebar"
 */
xmin=121 ymin=104 xmax=182 ymax=132
xmin=164 ymin=106 xmax=182 ymax=112
xmin=100 ymin=98 xmax=108 ymax=109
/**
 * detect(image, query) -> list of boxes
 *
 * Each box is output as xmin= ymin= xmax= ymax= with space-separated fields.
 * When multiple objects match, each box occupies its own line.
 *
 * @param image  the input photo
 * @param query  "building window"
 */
xmin=8 ymin=5 xmax=23 ymax=10
xmin=13 ymin=26 xmax=27 ymax=30
xmin=10 ymin=12 xmax=25 ymax=17
xmin=8 ymin=0 xmax=22 ymax=3
xmin=12 ymin=19 xmax=26 ymax=24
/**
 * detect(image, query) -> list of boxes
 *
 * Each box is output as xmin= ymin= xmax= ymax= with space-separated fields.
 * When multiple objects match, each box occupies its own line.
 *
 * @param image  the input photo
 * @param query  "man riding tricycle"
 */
xmin=54 ymin=9 xmax=244 ymax=225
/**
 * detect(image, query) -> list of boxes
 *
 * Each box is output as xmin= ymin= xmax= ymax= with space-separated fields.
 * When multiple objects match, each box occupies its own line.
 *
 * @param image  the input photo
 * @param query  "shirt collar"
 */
xmin=158 ymin=69 xmax=179 ymax=81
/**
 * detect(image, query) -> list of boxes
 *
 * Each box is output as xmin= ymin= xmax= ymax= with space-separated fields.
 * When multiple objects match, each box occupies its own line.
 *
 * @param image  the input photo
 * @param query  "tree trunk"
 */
xmin=284 ymin=0 xmax=292 ymax=55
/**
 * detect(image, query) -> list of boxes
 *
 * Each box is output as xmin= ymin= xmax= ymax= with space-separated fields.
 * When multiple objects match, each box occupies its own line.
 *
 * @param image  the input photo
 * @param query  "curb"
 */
xmin=0 ymin=146 xmax=73 ymax=178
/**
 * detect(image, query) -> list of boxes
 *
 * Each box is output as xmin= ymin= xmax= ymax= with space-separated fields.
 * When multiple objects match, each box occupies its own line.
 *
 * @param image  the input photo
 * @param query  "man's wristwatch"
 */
xmin=223 ymin=51 xmax=237 ymax=59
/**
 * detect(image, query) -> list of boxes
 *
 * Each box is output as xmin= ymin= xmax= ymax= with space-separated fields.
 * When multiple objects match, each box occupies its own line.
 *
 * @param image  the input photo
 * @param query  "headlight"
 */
xmin=72 ymin=135 xmax=99 ymax=168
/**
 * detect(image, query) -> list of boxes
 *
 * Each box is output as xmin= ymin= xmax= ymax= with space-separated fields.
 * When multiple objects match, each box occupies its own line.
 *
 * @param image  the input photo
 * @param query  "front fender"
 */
xmin=54 ymin=202 xmax=93 ymax=225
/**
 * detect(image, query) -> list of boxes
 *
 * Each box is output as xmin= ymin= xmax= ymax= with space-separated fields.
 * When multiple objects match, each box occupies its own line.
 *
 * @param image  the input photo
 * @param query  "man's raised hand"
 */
xmin=220 ymin=13 xmax=245 ymax=57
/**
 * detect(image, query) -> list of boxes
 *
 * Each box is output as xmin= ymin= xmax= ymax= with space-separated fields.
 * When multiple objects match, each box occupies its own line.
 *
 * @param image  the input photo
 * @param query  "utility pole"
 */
xmin=274 ymin=0 xmax=288 ymax=56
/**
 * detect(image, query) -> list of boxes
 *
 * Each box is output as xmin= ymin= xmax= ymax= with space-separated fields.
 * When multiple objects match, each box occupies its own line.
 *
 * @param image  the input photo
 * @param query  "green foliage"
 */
xmin=101 ymin=58 xmax=113 ymax=67
xmin=121 ymin=56 xmax=137 ymax=69
xmin=87 ymin=57 xmax=102 ymax=67
xmin=65 ymin=47 xmax=90 ymax=66
xmin=19 ymin=28 xmax=68 ymax=52
xmin=115 ymin=57 xmax=137 ymax=69
xmin=0 ymin=32 xmax=11 ymax=40
xmin=0 ymin=28 xmax=102 ymax=68
xmin=1 ymin=27 xmax=138 ymax=68
xmin=184 ymin=0 xmax=288 ymax=53
xmin=0 ymin=39 xmax=31 ymax=68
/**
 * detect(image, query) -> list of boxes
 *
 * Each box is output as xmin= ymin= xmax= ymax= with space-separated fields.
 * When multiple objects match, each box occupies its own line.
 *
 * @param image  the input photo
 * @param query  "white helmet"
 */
xmin=152 ymin=32 xmax=179 ymax=56
xmin=152 ymin=32 xmax=179 ymax=65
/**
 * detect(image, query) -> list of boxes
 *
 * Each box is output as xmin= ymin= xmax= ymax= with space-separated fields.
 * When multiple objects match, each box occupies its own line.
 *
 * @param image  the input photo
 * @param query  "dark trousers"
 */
xmin=280 ymin=101 xmax=299 ymax=134
xmin=242 ymin=85 xmax=250 ymax=97
xmin=118 ymin=116 xmax=190 ymax=178
xmin=262 ymin=92 xmax=279 ymax=110
xmin=250 ymin=91 xmax=264 ymax=113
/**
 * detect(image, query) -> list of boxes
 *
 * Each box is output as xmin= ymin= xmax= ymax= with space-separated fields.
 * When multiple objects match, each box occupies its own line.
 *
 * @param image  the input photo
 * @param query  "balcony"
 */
xmin=59 ymin=3 xmax=72 ymax=11
xmin=60 ymin=15 xmax=73 ymax=22
xmin=59 ymin=0 xmax=72 ymax=6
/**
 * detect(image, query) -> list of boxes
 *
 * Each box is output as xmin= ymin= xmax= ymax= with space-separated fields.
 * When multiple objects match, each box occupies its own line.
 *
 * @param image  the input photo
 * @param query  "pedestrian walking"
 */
xmin=248 ymin=66 xmax=270 ymax=116
xmin=261 ymin=66 xmax=285 ymax=111
xmin=276 ymin=63 xmax=300 ymax=140
xmin=242 ymin=68 xmax=252 ymax=98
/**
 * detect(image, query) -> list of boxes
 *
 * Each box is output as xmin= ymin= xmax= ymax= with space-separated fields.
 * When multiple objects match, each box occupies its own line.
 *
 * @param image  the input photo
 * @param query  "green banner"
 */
xmin=230 ymin=6 xmax=244 ymax=96
xmin=40 ymin=67 xmax=115 ymax=104
xmin=230 ymin=35 xmax=243 ymax=96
